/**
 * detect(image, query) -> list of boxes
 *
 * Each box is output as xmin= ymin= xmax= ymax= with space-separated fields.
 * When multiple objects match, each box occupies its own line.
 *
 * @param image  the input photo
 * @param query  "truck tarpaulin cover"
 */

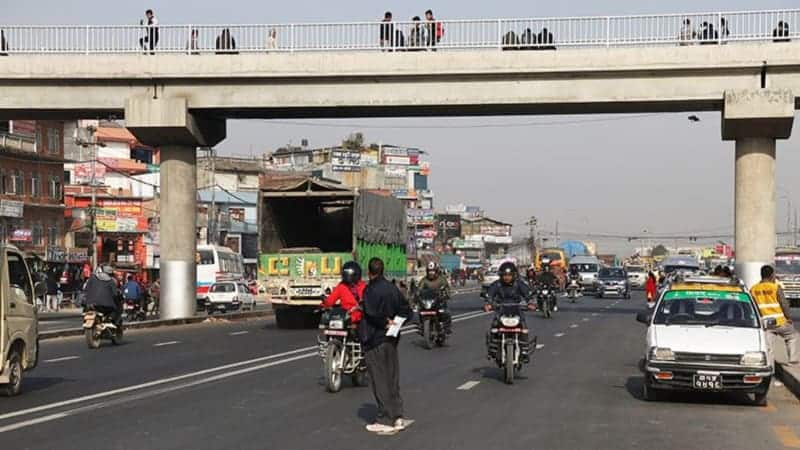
xmin=356 ymin=190 xmax=406 ymax=246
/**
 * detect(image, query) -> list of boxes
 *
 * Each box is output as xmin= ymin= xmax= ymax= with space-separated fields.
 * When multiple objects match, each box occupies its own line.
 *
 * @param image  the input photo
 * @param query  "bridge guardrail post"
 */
xmin=605 ymin=16 xmax=610 ymax=48
xmin=290 ymin=24 xmax=295 ymax=52
xmin=497 ymin=19 xmax=502 ymax=50
xmin=85 ymin=25 xmax=90 ymax=54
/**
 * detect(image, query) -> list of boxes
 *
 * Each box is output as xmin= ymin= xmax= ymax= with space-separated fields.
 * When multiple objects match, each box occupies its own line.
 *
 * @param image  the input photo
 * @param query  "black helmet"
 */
xmin=498 ymin=262 xmax=517 ymax=284
xmin=341 ymin=261 xmax=362 ymax=285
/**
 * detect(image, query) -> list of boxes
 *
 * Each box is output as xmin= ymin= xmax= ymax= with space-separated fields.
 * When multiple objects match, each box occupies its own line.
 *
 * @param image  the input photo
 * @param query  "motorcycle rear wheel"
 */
xmin=503 ymin=341 xmax=516 ymax=384
xmin=111 ymin=327 xmax=124 ymax=345
xmin=324 ymin=342 xmax=343 ymax=393
xmin=543 ymin=301 xmax=551 ymax=319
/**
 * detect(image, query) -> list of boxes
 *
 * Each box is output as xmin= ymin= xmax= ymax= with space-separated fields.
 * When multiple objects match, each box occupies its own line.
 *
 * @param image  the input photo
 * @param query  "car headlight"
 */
xmin=649 ymin=347 xmax=675 ymax=361
xmin=740 ymin=351 xmax=767 ymax=367
xmin=500 ymin=316 xmax=520 ymax=327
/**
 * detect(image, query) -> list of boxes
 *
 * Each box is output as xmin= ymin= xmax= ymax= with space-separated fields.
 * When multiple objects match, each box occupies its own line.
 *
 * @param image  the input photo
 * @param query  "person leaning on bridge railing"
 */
xmin=139 ymin=9 xmax=159 ymax=54
xmin=0 ymin=29 xmax=8 ymax=55
xmin=678 ymin=18 xmax=697 ymax=46
xmin=380 ymin=11 xmax=395 ymax=51
xmin=773 ymin=21 xmax=791 ymax=43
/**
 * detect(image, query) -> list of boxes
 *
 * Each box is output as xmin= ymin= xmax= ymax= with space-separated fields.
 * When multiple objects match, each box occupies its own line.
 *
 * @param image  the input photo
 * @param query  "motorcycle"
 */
xmin=566 ymin=277 xmax=581 ymax=303
xmin=486 ymin=301 xmax=536 ymax=384
xmin=82 ymin=305 xmax=123 ymax=349
xmin=317 ymin=306 xmax=367 ymax=393
xmin=415 ymin=288 xmax=448 ymax=349
xmin=536 ymin=285 xmax=557 ymax=318
xmin=123 ymin=298 xmax=147 ymax=322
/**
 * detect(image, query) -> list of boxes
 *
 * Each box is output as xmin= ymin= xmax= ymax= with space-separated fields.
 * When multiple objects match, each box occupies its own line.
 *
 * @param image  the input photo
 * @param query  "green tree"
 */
xmin=342 ymin=132 xmax=364 ymax=150
xmin=651 ymin=244 xmax=669 ymax=258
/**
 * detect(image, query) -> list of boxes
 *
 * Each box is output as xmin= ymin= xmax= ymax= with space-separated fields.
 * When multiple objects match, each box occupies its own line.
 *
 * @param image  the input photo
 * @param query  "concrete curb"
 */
xmin=40 ymin=309 xmax=274 ymax=340
xmin=39 ymin=312 xmax=83 ymax=322
xmin=776 ymin=363 xmax=800 ymax=400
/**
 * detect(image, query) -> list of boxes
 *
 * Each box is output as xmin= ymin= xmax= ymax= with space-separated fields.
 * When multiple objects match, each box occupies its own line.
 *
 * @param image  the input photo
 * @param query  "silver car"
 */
xmin=626 ymin=265 xmax=647 ymax=289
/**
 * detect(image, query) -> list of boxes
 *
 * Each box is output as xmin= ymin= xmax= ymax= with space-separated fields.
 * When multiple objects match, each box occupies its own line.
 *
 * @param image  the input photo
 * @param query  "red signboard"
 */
xmin=10 ymin=229 xmax=32 ymax=242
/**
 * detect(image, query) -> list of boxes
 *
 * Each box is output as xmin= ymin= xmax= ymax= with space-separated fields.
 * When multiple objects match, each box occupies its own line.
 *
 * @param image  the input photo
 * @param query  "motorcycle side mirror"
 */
xmin=635 ymin=311 xmax=652 ymax=325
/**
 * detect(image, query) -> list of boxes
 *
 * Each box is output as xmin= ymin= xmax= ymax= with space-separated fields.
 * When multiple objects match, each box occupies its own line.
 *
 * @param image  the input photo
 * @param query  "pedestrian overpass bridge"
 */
xmin=1 ymin=8 xmax=798 ymax=317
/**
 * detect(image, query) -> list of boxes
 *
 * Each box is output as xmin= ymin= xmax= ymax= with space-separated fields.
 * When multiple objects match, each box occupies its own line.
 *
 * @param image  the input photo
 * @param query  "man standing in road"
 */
xmin=751 ymin=265 xmax=799 ymax=365
xmin=360 ymin=257 xmax=413 ymax=435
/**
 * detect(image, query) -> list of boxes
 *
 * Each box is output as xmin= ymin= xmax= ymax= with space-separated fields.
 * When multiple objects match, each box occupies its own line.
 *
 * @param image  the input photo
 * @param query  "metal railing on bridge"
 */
xmin=0 ymin=9 xmax=797 ymax=54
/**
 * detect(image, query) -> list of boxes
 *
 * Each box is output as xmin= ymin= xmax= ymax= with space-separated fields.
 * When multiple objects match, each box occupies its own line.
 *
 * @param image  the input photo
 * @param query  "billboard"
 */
xmin=436 ymin=214 xmax=462 ymax=242
xmin=331 ymin=150 xmax=361 ymax=172
xmin=384 ymin=165 xmax=407 ymax=178
xmin=73 ymin=163 xmax=106 ymax=184
xmin=10 ymin=229 xmax=32 ymax=242
xmin=480 ymin=224 xmax=511 ymax=237
xmin=260 ymin=252 xmax=351 ymax=278
xmin=384 ymin=155 xmax=411 ymax=166
xmin=407 ymin=208 xmax=435 ymax=225
xmin=0 ymin=199 xmax=23 ymax=218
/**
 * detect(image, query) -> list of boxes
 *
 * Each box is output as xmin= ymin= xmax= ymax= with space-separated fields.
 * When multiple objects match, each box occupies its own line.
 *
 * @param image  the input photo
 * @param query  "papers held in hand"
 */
xmin=386 ymin=316 xmax=407 ymax=337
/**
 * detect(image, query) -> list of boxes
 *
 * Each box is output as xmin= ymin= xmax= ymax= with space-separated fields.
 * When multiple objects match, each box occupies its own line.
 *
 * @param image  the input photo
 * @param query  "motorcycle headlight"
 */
xmin=328 ymin=319 xmax=344 ymax=330
xmin=422 ymin=300 xmax=434 ymax=309
xmin=740 ymin=351 xmax=767 ymax=367
xmin=500 ymin=316 xmax=520 ymax=327
xmin=649 ymin=347 xmax=675 ymax=361
xmin=541 ymin=290 xmax=549 ymax=295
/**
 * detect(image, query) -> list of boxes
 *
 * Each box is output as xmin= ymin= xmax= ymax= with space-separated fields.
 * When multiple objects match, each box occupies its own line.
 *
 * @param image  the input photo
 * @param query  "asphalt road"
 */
xmin=2 ymin=291 xmax=799 ymax=450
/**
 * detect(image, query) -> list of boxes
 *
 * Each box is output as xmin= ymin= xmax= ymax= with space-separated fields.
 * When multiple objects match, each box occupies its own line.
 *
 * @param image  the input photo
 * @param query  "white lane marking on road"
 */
xmin=0 ymin=413 xmax=69 ymax=434
xmin=0 ymin=308 xmax=491 ymax=426
xmin=554 ymin=333 xmax=565 ymax=337
xmin=582 ymin=318 xmax=590 ymax=322
xmin=229 ymin=331 xmax=249 ymax=336
xmin=153 ymin=341 xmax=180 ymax=347
xmin=592 ymin=313 xmax=599 ymax=317
xmin=536 ymin=344 xmax=545 ymax=349
xmin=43 ymin=356 xmax=80 ymax=363
xmin=457 ymin=381 xmax=481 ymax=391
xmin=570 ymin=324 xmax=579 ymax=328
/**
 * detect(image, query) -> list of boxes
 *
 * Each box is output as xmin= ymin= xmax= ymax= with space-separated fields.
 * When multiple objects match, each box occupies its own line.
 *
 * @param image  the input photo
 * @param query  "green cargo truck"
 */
xmin=259 ymin=177 xmax=407 ymax=328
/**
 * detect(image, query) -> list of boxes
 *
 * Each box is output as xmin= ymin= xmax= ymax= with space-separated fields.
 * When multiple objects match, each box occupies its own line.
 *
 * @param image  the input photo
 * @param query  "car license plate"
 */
xmin=693 ymin=374 xmax=722 ymax=390
xmin=294 ymin=288 xmax=317 ymax=296
xmin=324 ymin=330 xmax=347 ymax=336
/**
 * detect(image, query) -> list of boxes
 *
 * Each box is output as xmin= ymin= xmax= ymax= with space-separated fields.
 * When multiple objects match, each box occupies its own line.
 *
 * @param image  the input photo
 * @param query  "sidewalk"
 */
xmin=38 ymin=307 xmax=83 ymax=321
xmin=775 ymin=321 xmax=800 ymax=399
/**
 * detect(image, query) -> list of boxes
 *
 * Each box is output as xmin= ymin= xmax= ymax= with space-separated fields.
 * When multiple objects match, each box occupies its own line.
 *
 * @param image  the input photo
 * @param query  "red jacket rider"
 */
xmin=322 ymin=261 xmax=365 ymax=323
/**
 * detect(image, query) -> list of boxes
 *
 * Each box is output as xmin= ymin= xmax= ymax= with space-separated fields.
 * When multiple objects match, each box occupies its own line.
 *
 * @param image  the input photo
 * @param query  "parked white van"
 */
xmin=1 ymin=244 xmax=44 ymax=396
xmin=636 ymin=276 xmax=775 ymax=406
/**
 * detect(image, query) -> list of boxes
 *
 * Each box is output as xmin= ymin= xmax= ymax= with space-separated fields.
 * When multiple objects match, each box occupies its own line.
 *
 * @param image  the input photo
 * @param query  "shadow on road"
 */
xmin=357 ymin=403 xmax=379 ymax=424
xmin=21 ymin=376 xmax=71 ymax=394
xmin=625 ymin=376 xmax=756 ymax=407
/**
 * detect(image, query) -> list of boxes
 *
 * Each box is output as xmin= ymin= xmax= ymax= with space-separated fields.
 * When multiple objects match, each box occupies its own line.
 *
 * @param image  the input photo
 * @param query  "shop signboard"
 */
xmin=406 ymin=208 xmax=435 ymax=225
xmin=384 ymin=155 xmax=411 ymax=166
xmin=436 ymin=214 xmax=462 ymax=242
xmin=0 ymin=200 xmax=23 ymax=218
xmin=384 ymin=165 xmax=407 ymax=178
xmin=480 ymin=224 xmax=511 ymax=237
xmin=67 ymin=248 xmax=89 ymax=263
xmin=331 ymin=150 xmax=361 ymax=172
xmin=382 ymin=146 xmax=409 ymax=157
xmin=73 ymin=163 xmax=106 ymax=184
xmin=10 ymin=229 xmax=32 ymax=242
xmin=46 ymin=246 xmax=67 ymax=263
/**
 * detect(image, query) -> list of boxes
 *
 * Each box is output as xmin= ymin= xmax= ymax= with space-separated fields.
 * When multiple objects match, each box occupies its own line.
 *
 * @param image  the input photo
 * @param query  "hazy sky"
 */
xmin=8 ymin=0 xmax=800 ymax=254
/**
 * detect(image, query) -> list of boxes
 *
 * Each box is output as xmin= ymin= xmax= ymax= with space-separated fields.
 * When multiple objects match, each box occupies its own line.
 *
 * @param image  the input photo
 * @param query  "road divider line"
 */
xmin=554 ymin=333 xmax=565 ymax=337
xmin=592 ymin=313 xmax=599 ymax=317
xmin=153 ymin=341 xmax=180 ymax=347
xmin=0 ymin=308 xmax=492 ymax=425
xmin=570 ymin=324 xmax=579 ymax=328
xmin=773 ymin=425 xmax=800 ymax=448
xmin=0 ymin=413 xmax=70 ymax=434
xmin=43 ymin=356 xmax=80 ymax=363
xmin=582 ymin=318 xmax=590 ymax=322
xmin=536 ymin=344 xmax=545 ymax=349
xmin=457 ymin=381 xmax=481 ymax=391
xmin=229 ymin=331 xmax=249 ymax=336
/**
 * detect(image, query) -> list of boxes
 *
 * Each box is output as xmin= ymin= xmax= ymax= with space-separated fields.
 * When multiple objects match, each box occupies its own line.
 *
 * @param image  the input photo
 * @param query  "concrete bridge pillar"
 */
xmin=125 ymin=96 xmax=226 ymax=319
xmin=722 ymin=89 xmax=794 ymax=288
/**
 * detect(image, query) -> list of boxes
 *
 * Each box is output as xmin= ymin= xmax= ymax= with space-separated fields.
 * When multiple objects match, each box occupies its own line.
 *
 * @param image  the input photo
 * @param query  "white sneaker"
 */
xmin=553 ymin=306 xmax=558 ymax=312
xmin=394 ymin=418 xmax=415 ymax=431
xmin=366 ymin=423 xmax=396 ymax=434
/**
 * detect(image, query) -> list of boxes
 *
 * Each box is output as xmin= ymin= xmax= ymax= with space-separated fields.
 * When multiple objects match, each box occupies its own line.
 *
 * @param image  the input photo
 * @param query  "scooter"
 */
xmin=567 ymin=277 xmax=582 ymax=303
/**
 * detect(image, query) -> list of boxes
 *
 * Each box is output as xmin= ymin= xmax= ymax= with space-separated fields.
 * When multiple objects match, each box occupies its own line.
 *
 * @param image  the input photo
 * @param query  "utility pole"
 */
xmin=555 ymin=220 xmax=560 ymax=246
xmin=207 ymin=147 xmax=217 ymax=246
xmin=90 ymin=135 xmax=97 ymax=269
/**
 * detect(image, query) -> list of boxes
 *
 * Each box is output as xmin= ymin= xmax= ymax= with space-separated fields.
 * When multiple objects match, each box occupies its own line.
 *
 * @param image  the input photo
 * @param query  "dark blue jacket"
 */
xmin=359 ymin=277 xmax=411 ymax=351
xmin=123 ymin=280 xmax=142 ymax=300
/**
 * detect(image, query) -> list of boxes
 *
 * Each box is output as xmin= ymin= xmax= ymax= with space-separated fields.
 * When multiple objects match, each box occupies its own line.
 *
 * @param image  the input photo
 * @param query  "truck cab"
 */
xmin=0 ymin=244 xmax=43 ymax=396
xmin=775 ymin=248 xmax=800 ymax=307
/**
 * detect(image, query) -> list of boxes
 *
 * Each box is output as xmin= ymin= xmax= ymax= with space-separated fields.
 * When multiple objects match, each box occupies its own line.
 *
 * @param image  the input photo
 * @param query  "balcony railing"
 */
xmin=0 ymin=9 xmax=797 ymax=55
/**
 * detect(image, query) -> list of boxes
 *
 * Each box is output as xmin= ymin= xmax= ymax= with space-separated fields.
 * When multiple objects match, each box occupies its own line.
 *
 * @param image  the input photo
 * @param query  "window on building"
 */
xmin=47 ymin=128 xmax=61 ymax=154
xmin=48 ymin=225 xmax=58 ymax=247
xmin=32 ymin=224 xmax=43 ymax=246
xmin=0 ymin=170 xmax=6 ymax=194
xmin=34 ymin=128 xmax=42 ymax=153
xmin=0 ymin=221 xmax=6 ymax=243
xmin=49 ymin=176 xmax=62 ymax=200
xmin=31 ymin=172 xmax=41 ymax=198
xmin=8 ymin=169 xmax=22 ymax=195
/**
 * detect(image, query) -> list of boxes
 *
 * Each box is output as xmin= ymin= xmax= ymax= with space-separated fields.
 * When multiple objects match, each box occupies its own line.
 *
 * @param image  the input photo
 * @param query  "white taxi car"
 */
xmin=205 ymin=281 xmax=256 ymax=313
xmin=636 ymin=276 xmax=776 ymax=406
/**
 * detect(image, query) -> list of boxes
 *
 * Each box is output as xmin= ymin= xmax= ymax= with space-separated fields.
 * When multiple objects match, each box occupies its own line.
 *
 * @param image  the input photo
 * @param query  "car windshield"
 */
xmin=210 ymin=283 xmax=235 ymax=293
xmin=653 ymin=289 xmax=759 ymax=328
xmin=572 ymin=264 xmax=598 ymax=273
xmin=542 ymin=252 xmax=562 ymax=261
xmin=626 ymin=266 xmax=645 ymax=273
xmin=599 ymin=268 xmax=625 ymax=279
xmin=663 ymin=264 xmax=699 ymax=274
xmin=776 ymin=258 xmax=800 ymax=275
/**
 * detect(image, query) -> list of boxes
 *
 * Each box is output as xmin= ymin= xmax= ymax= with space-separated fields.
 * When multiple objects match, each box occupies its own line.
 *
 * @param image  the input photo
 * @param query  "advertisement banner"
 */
xmin=384 ymin=155 xmax=411 ymax=166
xmin=382 ymin=146 xmax=409 ymax=157
xmin=73 ymin=163 xmax=106 ymax=184
xmin=46 ymin=246 xmax=67 ymax=262
xmin=331 ymin=150 xmax=361 ymax=172
xmin=407 ymin=208 xmax=435 ymax=225
xmin=67 ymin=248 xmax=89 ymax=263
xmin=480 ymin=224 xmax=511 ymax=237
xmin=384 ymin=165 xmax=407 ymax=178
xmin=260 ymin=252 xmax=352 ymax=278
xmin=10 ymin=229 xmax=32 ymax=242
xmin=436 ymin=214 xmax=462 ymax=242
xmin=0 ymin=199 xmax=23 ymax=218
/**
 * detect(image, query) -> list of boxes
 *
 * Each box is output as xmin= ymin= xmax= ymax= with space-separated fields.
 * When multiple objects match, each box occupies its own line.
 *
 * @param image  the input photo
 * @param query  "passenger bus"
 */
xmin=196 ymin=245 xmax=245 ymax=304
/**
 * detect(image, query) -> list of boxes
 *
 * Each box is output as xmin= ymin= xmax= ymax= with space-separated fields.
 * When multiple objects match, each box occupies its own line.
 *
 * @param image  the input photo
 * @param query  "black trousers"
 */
xmin=364 ymin=340 xmax=403 ymax=424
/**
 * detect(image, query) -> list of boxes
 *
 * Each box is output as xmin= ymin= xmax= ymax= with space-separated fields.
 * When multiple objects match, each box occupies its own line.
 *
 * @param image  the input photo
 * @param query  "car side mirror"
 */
xmin=34 ymin=281 xmax=47 ymax=297
xmin=763 ymin=317 xmax=778 ymax=331
xmin=636 ymin=311 xmax=652 ymax=325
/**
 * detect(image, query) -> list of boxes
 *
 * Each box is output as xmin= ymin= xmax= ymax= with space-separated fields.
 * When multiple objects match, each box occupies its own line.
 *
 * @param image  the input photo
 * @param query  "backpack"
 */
xmin=435 ymin=21 xmax=444 ymax=39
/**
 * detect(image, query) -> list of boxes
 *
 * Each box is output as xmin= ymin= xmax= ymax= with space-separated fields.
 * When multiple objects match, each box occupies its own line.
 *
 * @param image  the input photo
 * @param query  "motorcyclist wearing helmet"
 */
xmin=417 ymin=261 xmax=452 ymax=333
xmin=484 ymin=262 xmax=535 ymax=312
xmin=83 ymin=265 xmax=122 ymax=325
xmin=536 ymin=257 xmax=559 ymax=312
xmin=322 ymin=261 xmax=366 ymax=323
